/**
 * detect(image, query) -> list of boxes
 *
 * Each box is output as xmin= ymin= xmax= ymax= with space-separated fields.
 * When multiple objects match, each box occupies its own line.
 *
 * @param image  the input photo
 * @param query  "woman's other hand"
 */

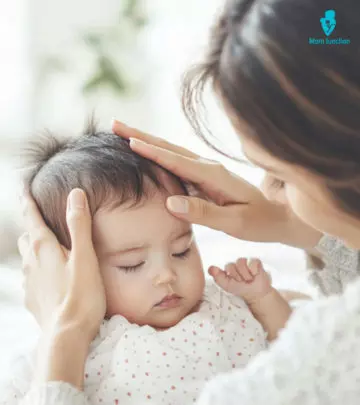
xmin=18 ymin=188 xmax=106 ymax=343
xmin=112 ymin=120 xmax=322 ymax=248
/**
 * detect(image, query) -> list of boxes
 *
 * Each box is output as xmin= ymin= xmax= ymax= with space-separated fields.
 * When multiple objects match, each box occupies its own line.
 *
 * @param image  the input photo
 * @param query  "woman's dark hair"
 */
xmin=22 ymin=119 xmax=188 ymax=249
xmin=182 ymin=0 xmax=360 ymax=217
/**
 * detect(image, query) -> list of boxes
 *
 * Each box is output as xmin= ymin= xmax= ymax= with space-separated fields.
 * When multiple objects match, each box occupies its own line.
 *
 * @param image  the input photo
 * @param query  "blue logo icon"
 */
xmin=320 ymin=10 xmax=336 ymax=36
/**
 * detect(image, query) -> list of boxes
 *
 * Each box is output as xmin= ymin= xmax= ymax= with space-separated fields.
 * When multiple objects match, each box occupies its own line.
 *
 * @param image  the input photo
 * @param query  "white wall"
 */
xmin=0 ymin=0 xmax=31 ymax=140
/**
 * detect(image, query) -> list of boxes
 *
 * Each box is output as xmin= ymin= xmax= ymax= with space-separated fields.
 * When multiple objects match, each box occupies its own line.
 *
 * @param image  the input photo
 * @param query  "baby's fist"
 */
xmin=208 ymin=258 xmax=272 ymax=304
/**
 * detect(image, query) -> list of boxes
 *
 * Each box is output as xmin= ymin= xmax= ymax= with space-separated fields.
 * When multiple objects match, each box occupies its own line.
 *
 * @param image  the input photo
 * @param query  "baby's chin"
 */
xmin=148 ymin=299 xmax=203 ymax=330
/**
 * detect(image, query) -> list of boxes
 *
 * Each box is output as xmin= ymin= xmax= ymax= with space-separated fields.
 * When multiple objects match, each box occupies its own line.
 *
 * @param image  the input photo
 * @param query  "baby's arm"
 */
xmin=208 ymin=259 xmax=292 ymax=341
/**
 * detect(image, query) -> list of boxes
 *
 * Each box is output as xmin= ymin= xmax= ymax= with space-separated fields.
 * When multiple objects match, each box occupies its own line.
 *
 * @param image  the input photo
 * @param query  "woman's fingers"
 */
xmin=128 ymin=138 xmax=210 ymax=183
xmin=22 ymin=194 xmax=51 ymax=238
xmin=66 ymin=189 xmax=95 ymax=259
xmin=17 ymin=232 xmax=30 ymax=258
xmin=166 ymin=196 xmax=244 ymax=234
xmin=112 ymin=119 xmax=199 ymax=159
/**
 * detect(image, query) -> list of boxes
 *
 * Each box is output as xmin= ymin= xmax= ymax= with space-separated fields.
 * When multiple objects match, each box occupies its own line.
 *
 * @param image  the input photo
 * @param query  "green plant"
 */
xmin=82 ymin=0 xmax=148 ymax=95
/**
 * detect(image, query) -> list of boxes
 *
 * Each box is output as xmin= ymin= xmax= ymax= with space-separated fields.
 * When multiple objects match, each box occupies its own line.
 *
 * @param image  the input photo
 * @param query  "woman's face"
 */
xmin=239 ymin=136 xmax=360 ymax=249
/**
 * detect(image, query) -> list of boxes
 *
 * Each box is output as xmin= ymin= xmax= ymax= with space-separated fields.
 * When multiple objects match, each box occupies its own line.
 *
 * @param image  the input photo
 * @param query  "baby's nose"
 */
xmin=153 ymin=267 xmax=177 ymax=286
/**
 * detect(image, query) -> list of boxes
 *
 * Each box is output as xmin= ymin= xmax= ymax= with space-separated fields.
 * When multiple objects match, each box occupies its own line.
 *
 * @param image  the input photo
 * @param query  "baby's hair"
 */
xmin=22 ymin=118 xmax=188 ymax=249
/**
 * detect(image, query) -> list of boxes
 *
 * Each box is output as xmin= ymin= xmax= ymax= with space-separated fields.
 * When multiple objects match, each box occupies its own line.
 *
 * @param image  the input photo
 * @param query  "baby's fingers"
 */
xmin=208 ymin=266 xmax=230 ymax=290
xmin=235 ymin=258 xmax=253 ymax=282
xmin=247 ymin=258 xmax=263 ymax=276
xmin=224 ymin=262 xmax=242 ymax=282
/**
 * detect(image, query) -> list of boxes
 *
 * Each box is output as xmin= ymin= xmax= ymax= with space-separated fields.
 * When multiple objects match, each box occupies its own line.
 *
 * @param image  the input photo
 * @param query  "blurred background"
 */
xmin=0 ymin=0 xmax=315 ymax=385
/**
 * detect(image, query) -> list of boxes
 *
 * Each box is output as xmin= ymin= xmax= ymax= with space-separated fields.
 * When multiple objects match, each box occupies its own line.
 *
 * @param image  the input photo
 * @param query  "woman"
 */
xmin=15 ymin=0 xmax=360 ymax=403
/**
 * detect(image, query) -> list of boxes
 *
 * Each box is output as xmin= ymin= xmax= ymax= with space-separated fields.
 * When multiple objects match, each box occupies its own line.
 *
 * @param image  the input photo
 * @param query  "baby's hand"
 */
xmin=208 ymin=258 xmax=272 ymax=304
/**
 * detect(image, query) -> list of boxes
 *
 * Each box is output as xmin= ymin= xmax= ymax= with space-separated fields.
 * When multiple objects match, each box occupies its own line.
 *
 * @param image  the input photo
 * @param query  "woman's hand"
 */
xmin=17 ymin=189 xmax=106 ymax=389
xmin=112 ymin=120 xmax=322 ymax=248
xmin=18 ymin=188 xmax=106 ymax=339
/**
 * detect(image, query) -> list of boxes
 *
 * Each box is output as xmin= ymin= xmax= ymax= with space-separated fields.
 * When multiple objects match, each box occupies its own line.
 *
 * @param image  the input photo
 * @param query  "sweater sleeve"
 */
xmin=0 ymin=354 xmax=90 ymax=405
xmin=197 ymin=276 xmax=360 ymax=405
xmin=309 ymin=234 xmax=360 ymax=295
xmin=19 ymin=382 xmax=90 ymax=405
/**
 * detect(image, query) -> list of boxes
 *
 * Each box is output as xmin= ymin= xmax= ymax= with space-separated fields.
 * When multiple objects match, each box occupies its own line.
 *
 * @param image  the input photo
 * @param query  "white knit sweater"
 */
xmin=4 ymin=235 xmax=360 ymax=405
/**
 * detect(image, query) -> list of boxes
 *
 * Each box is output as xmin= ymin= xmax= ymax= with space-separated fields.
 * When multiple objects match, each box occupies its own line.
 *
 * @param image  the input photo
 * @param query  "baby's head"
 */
xmin=23 ymin=122 xmax=205 ymax=329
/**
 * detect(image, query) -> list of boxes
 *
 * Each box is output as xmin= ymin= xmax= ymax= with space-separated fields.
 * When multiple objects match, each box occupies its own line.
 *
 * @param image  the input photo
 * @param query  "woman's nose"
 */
xmin=153 ymin=267 xmax=177 ymax=287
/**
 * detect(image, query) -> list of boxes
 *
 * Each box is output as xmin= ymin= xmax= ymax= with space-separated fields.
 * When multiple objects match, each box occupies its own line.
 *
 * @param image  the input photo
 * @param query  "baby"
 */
xmin=7 ymin=123 xmax=292 ymax=405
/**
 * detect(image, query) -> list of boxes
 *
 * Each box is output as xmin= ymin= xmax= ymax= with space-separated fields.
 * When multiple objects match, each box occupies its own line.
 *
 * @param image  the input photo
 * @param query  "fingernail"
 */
xmin=69 ymin=189 xmax=85 ymax=210
xmin=166 ymin=196 xmax=189 ymax=214
xmin=112 ymin=118 xmax=128 ymax=127
xmin=129 ymin=138 xmax=146 ymax=148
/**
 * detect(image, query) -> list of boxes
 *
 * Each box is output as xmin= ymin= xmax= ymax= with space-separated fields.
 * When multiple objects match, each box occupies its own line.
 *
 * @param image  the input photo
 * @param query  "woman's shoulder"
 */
xmin=311 ymin=234 xmax=360 ymax=295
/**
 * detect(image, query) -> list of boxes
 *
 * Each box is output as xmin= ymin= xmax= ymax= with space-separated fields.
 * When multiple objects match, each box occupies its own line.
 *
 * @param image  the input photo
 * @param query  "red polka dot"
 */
xmin=171 ymin=386 xmax=176 ymax=390
xmin=232 ymin=364 xmax=236 ymax=368
xmin=114 ymin=400 xmax=119 ymax=405
xmin=85 ymin=373 xmax=89 ymax=378
xmin=146 ymin=350 xmax=150 ymax=354
xmin=181 ymin=377 xmax=184 ymax=380
xmin=97 ymin=371 xmax=101 ymax=376
xmin=125 ymin=359 xmax=129 ymax=363
xmin=163 ymin=352 xmax=167 ymax=356
xmin=208 ymin=362 xmax=213 ymax=366
xmin=199 ymin=323 xmax=203 ymax=327
xmin=193 ymin=331 xmax=197 ymax=336
xmin=220 ymin=329 xmax=224 ymax=333
xmin=145 ymin=372 xmax=150 ymax=376
xmin=127 ymin=392 xmax=131 ymax=397
xmin=147 ymin=395 xmax=151 ymax=399
xmin=237 ymin=352 xmax=242 ymax=356
xmin=216 ymin=352 xmax=219 ymax=356
xmin=171 ymin=337 xmax=175 ymax=341
xmin=132 ymin=374 xmax=136 ymax=379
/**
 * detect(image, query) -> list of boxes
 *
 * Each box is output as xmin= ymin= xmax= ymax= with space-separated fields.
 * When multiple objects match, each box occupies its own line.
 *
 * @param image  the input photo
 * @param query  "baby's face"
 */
xmin=92 ymin=182 xmax=205 ymax=329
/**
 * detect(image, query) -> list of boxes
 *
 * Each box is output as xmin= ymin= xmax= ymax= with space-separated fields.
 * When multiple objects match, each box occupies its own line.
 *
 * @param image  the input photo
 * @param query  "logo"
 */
xmin=320 ymin=10 xmax=336 ymax=36
xmin=309 ymin=9 xmax=351 ymax=45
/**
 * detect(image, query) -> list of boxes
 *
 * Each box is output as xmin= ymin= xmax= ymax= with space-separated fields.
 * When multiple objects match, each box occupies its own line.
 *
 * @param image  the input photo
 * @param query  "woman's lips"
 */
xmin=155 ymin=294 xmax=182 ymax=308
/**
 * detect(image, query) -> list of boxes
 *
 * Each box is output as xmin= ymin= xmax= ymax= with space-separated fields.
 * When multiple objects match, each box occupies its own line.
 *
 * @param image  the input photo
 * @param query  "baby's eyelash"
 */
xmin=117 ymin=262 xmax=145 ymax=273
xmin=117 ymin=248 xmax=191 ymax=272
xmin=173 ymin=247 xmax=191 ymax=259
